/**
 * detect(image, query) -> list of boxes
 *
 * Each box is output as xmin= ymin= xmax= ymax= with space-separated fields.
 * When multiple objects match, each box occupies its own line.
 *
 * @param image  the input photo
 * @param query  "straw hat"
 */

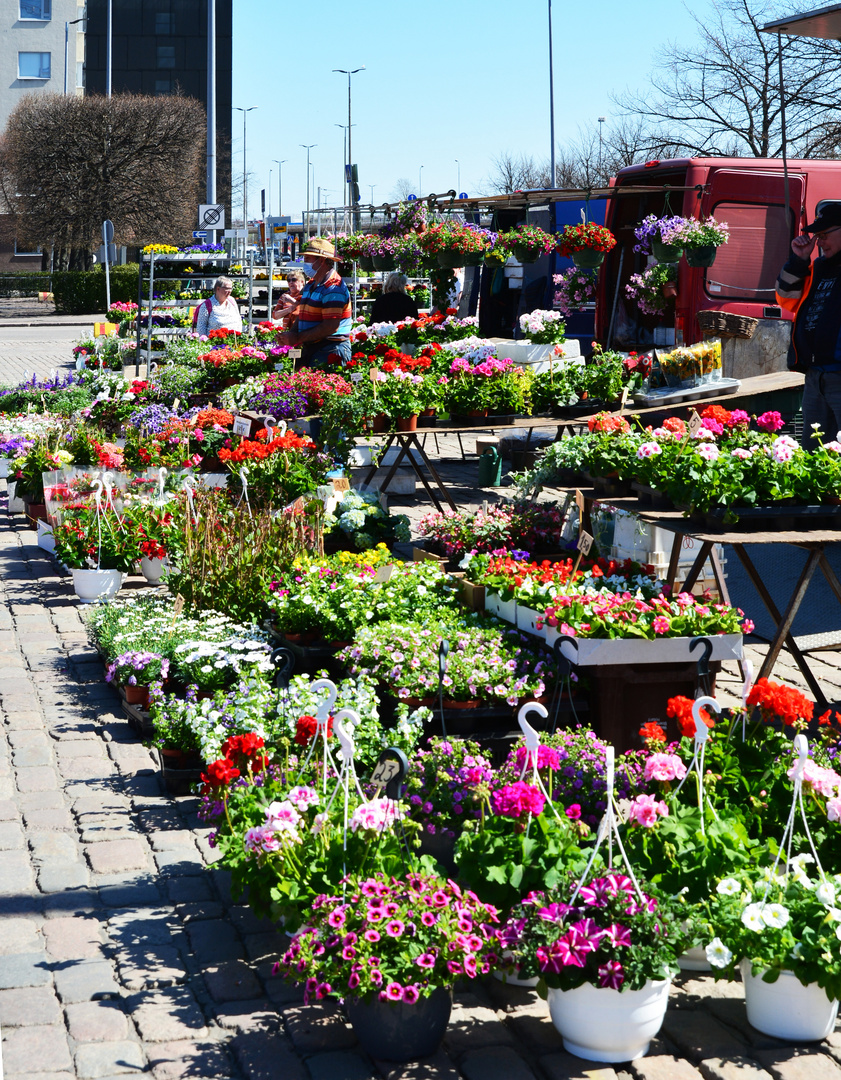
xmin=301 ymin=237 xmax=341 ymax=261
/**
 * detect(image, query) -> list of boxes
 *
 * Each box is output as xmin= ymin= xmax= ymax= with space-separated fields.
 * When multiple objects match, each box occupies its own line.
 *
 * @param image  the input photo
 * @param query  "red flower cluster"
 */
xmin=558 ymin=222 xmax=617 ymax=257
xmin=218 ymin=430 xmax=315 ymax=463
xmin=623 ymin=352 xmax=651 ymax=377
xmin=194 ymin=407 xmax=234 ymax=430
xmin=295 ymin=714 xmax=332 ymax=745
xmin=201 ymin=732 xmax=269 ymax=791
xmin=208 ymin=328 xmax=241 ymax=341
xmin=639 ymin=722 xmax=667 ymax=745
xmin=588 ymin=412 xmax=631 ymax=434
xmin=666 ymin=695 xmax=714 ymax=738
xmin=662 ymin=416 xmax=686 ymax=436
xmin=202 ymin=759 xmax=240 ymax=787
xmin=746 ymin=678 xmax=814 ymax=727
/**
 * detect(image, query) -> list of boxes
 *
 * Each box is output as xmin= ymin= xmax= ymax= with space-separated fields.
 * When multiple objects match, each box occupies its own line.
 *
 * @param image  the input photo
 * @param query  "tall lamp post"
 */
xmin=548 ymin=0 xmax=555 ymax=188
xmin=64 ymin=16 xmax=84 ymax=94
xmin=273 ymin=159 xmax=286 ymax=219
xmin=455 ymin=158 xmax=460 ymax=193
xmin=300 ymin=144 xmax=316 ymax=239
xmin=106 ymin=0 xmax=112 ymax=98
xmin=334 ymin=123 xmax=355 ymax=208
xmin=418 ymin=165 xmax=424 ymax=196
xmin=235 ymin=107 xmax=257 ymax=229
xmin=333 ymin=67 xmax=365 ymax=228
xmin=597 ymin=116 xmax=606 ymax=184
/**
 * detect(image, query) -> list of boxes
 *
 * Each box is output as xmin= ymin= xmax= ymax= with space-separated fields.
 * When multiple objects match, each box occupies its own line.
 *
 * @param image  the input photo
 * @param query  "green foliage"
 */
xmin=52 ymin=265 xmax=141 ymax=315
xmin=0 ymin=272 xmax=50 ymax=297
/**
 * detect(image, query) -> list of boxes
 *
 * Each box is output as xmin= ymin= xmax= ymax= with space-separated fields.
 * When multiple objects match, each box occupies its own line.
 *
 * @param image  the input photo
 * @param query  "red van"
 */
xmin=595 ymin=157 xmax=841 ymax=353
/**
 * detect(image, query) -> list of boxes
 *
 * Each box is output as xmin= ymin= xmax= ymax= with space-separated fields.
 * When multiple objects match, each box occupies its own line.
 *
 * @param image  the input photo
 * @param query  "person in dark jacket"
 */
xmin=370 ymin=273 xmax=420 ymax=325
xmin=776 ymin=203 xmax=841 ymax=448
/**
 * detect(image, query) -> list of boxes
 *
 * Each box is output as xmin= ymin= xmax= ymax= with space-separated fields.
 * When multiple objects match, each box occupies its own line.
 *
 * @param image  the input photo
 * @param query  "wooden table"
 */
xmin=576 ymin=487 xmax=840 ymax=707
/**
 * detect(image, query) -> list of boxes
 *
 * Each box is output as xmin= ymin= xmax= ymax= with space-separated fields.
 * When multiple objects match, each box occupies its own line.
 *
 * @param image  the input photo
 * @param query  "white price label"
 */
xmin=232 ymin=415 xmax=252 ymax=437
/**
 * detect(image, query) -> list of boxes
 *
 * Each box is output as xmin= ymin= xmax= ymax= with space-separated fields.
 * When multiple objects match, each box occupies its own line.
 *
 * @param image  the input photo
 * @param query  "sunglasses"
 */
xmin=814 ymin=227 xmax=841 ymax=241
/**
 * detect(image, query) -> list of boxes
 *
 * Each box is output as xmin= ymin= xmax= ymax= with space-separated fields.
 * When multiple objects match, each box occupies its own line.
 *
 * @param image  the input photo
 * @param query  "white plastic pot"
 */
xmin=485 ymin=592 xmax=516 ymax=626
xmin=678 ymin=946 xmax=711 ymax=972
xmin=741 ymin=961 xmax=839 ymax=1042
xmin=7 ymin=481 xmax=25 ymax=514
xmin=140 ymin=557 xmax=168 ymax=584
xmin=547 ymin=979 xmax=671 ymax=1062
xmin=71 ymin=569 xmax=125 ymax=604
xmin=36 ymin=520 xmax=55 ymax=554
xmin=516 ymin=604 xmax=546 ymax=640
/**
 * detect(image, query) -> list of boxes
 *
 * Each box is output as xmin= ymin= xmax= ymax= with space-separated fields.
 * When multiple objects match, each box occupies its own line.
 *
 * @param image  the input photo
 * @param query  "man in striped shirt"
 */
xmin=776 ymin=203 xmax=841 ymax=448
xmin=278 ymin=237 xmax=352 ymax=369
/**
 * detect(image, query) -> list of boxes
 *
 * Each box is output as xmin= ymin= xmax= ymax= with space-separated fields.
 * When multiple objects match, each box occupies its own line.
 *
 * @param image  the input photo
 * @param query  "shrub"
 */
xmin=53 ymin=265 xmax=141 ymax=314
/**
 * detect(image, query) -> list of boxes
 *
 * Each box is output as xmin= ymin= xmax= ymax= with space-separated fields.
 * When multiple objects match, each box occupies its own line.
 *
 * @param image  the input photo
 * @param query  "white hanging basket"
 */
xmin=71 ymin=569 xmax=125 ymax=604
xmin=741 ymin=962 xmax=839 ymax=1042
xmin=547 ymin=979 xmax=672 ymax=1062
xmin=140 ymin=557 xmax=168 ymax=584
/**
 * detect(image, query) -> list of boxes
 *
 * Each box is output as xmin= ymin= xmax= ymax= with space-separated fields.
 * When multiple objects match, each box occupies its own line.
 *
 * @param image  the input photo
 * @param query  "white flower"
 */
xmin=741 ymin=903 xmax=765 ymax=931
xmin=836 ymin=925 xmax=841 ymax=942
xmin=705 ymin=937 xmax=733 ymax=969
xmin=716 ymin=877 xmax=741 ymax=896
xmin=761 ymin=903 xmax=789 ymax=929
xmin=816 ymin=881 xmax=837 ymax=907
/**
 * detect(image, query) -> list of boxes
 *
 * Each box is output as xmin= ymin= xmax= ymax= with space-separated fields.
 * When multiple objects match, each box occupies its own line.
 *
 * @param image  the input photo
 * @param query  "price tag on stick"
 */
xmin=688 ymin=410 xmax=704 ymax=437
xmin=619 ymin=387 xmax=630 ymax=414
xmin=370 ymin=747 xmax=408 ymax=800
xmin=232 ymin=415 xmax=251 ymax=437
xmin=572 ymin=530 xmax=594 ymax=575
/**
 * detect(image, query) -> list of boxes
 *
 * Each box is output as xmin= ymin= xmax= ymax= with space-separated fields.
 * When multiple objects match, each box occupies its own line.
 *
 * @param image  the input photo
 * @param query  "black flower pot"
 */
xmin=345 ymin=987 xmax=452 ymax=1061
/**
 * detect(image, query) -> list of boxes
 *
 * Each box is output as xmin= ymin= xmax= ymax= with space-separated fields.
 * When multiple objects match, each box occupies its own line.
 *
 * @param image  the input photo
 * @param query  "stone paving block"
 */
xmin=242 ymin=932 xmax=285 ymax=965
xmin=283 ymin=1002 xmax=358 ymax=1053
xmin=73 ymin=793 xmax=131 ymax=816
xmin=85 ymin=839 xmax=149 ymax=874
xmin=58 ymin=757 xmax=115 ymax=782
xmin=0 ymin=798 xmax=20 ymax=819
xmin=29 ymin=830 xmax=79 ymax=862
xmin=2 ymin=1024 xmax=73 ymax=1074
xmin=631 ymin=1057 xmax=706 ymax=1080
xmin=24 ymin=807 xmax=75 ymax=831
xmin=0 ymin=918 xmax=41 ymax=954
xmin=107 ymin=907 xmax=179 ymax=947
xmin=19 ymin=790 xmax=65 ymax=810
xmin=80 ymin=826 xmax=138 ymax=844
xmin=174 ymin=902 xmax=225 ymax=923
xmin=0 ymin=775 xmax=15 ymax=799
xmin=231 ymin=1031 xmax=308 ymax=1080
xmin=203 ymin=960 xmax=263 ymax=1002
xmin=55 ymin=740 xmax=106 ymax=760
xmin=166 ymin=876 xmax=214 ymax=904
xmin=307 ymin=1050 xmax=375 ymax=1080
xmin=116 ymin=944 xmax=188 ymax=989
xmin=0 ymin=951 xmax=49 ymax=991
xmin=0 ymin=985 xmax=63 ymax=1027
xmin=96 ymin=877 xmax=163 ymax=908
xmin=699 ymin=1058 xmax=774 ymax=1080
xmin=38 ymin=862 xmax=91 ymax=892
xmin=704 ymin=999 xmax=785 ymax=1049
xmin=537 ymin=1053 xmax=620 ymax=1080
xmin=461 ymin=1046 xmax=538 ymax=1080
xmin=74 ymin=1040 xmax=146 ymax=1078
xmin=0 ymin=821 xmax=25 ymax=848
xmin=153 ymin=851 xmax=205 ymax=876
xmin=130 ymin=988 xmax=210 ymax=1042
xmin=147 ymin=1039 xmax=234 ymax=1080
xmin=66 ymin=1000 xmax=130 ymax=1042
xmin=444 ymin=1002 xmax=517 ymax=1054
xmin=662 ymin=1008 xmax=750 ymax=1061
xmin=12 ymin=743 xmax=52 ymax=768
xmin=42 ymin=916 xmax=103 ymax=961
xmin=53 ymin=958 xmax=120 ymax=1003
xmin=15 ymin=766 xmax=60 ymax=793
xmin=213 ymin=1002 xmax=280 ymax=1032
xmin=186 ymin=919 xmax=244 ymax=964
xmin=0 ymin=848 xmax=33 ymax=894
xmin=148 ymin=830 xmax=199 ymax=853
xmin=752 ymin=1049 xmax=841 ymax=1080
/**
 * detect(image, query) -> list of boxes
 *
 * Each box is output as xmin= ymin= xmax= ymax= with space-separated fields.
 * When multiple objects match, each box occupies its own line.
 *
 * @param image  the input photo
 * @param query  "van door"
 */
xmin=698 ymin=169 xmax=805 ymax=316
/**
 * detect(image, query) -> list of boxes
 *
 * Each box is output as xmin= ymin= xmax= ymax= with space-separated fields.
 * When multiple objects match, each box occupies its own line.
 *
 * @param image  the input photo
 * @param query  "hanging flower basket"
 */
xmin=685 ymin=246 xmax=718 ymax=268
xmin=373 ymin=255 xmax=397 ymax=271
xmin=560 ymin=222 xmax=616 ymax=270
xmin=571 ymin=249 xmax=605 ymax=269
xmin=650 ymin=238 xmax=683 ymax=264
xmin=436 ymin=252 xmax=465 ymax=269
xmin=358 ymin=256 xmax=375 ymax=272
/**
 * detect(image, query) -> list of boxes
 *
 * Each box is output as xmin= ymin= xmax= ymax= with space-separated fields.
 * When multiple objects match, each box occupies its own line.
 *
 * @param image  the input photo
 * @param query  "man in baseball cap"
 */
xmin=776 ymin=202 xmax=841 ymax=448
xmin=277 ymin=238 xmax=352 ymax=369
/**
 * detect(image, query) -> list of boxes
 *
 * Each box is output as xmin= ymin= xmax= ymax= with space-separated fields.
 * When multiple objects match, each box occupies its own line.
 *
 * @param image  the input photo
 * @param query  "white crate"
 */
xmin=612 ymin=515 xmax=724 ymax=570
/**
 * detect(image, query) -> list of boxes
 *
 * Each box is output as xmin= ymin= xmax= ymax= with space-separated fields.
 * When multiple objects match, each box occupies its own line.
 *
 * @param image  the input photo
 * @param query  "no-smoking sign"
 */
xmin=198 ymin=204 xmax=225 ymax=230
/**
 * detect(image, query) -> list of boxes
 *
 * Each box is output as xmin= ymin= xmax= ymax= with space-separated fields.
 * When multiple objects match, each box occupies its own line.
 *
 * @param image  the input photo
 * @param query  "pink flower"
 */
xmin=695 ymin=442 xmax=719 ymax=462
xmin=644 ymin=753 xmax=687 ymax=783
xmin=385 ymin=982 xmax=403 ymax=1001
xmin=402 ymin=985 xmax=420 ymax=1004
xmin=757 ymin=410 xmax=784 ymax=433
xmin=416 ymin=953 xmax=436 ymax=969
xmin=598 ymin=960 xmax=625 ymax=989
xmin=828 ymin=796 xmax=841 ymax=822
xmin=565 ymin=804 xmax=582 ymax=820
xmin=652 ymin=615 xmax=670 ymax=635
xmin=627 ymin=793 xmax=669 ymax=827
xmin=491 ymin=781 xmax=545 ymax=819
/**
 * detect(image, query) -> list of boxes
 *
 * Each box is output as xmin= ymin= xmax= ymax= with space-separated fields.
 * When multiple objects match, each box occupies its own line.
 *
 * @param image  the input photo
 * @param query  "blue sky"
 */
xmin=232 ymin=0 xmax=703 ymax=224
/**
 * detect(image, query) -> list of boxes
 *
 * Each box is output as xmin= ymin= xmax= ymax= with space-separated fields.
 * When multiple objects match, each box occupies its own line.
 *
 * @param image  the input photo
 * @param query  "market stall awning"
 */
xmin=762 ymin=3 xmax=841 ymax=39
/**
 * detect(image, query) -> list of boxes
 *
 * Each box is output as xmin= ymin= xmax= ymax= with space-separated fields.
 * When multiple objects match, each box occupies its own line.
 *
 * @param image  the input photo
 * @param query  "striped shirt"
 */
xmin=297 ymin=272 xmax=352 ymax=338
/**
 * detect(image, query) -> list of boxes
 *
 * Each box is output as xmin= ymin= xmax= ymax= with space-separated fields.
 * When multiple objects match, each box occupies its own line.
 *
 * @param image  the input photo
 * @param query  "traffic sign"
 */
xmin=407 ymin=194 xmax=417 ymax=201
xmin=102 ymin=219 xmax=114 ymax=243
xmin=459 ymin=192 xmax=468 ymax=199
xmin=198 ymin=204 xmax=225 ymax=230
xmin=192 ymin=230 xmax=208 ymax=239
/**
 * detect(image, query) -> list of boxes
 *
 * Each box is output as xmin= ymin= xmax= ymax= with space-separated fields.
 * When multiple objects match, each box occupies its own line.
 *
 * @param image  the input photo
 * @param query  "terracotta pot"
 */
xmin=442 ymin=699 xmax=481 ymax=710
xmin=371 ymin=413 xmax=389 ymax=433
xmin=396 ymin=414 xmax=418 ymax=432
xmin=661 ymin=282 xmax=678 ymax=299
xmin=124 ymin=685 xmax=150 ymax=709
xmin=405 ymin=696 xmax=436 ymax=707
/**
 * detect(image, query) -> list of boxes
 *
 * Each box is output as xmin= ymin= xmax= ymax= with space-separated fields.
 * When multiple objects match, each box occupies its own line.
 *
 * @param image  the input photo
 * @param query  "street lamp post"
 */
xmin=548 ymin=0 xmax=555 ymax=188
xmin=273 ymin=159 xmax=286 ymax=219
xmin=64 ymin=16 xmax=84 ymax=94
xmin=333 ymin=67 xmax=365 ymax=228
xmin=597 ymin=117 xmax=606 ymax=184
xmin=106 ymin=0 xmax=112 ymax=98
xmin=370 ymin=184 xmax=376 ymax=204
xmin=300 ymin=144 xmax=316 ymax=239
xmin=235 ymin=107 xmax=257 ymax=230
xmin=418 ymin=165 xmax=424 ymax=196
xmin=455 ymin=158 xmax=460 ymax=194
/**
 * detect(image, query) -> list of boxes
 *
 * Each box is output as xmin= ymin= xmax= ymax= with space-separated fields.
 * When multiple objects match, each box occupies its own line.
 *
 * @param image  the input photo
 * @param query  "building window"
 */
xmin=155 ymin=12 xmax=172 ymax=34
xmin=19 ymin=0 xmax=51 ymax=20
xmin=155 ymin=77 xmax=172 ymax=95
xmin=76 ymin=60 xmax=84 ymax=89
xmin=156 ymin=45 xmax=175 ymax=69
xmin=18 ymin=52 xmax=51 ymax=79
xmin=14 ymin=238 xmax=41 ymax=256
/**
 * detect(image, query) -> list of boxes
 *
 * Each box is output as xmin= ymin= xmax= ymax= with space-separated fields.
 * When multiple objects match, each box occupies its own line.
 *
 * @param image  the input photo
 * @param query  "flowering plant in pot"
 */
xmin=218 ymin=429 xmax=331 ymax=509
xmin=704 ymin=864 xmax=841 ymax=1040
xmin=679 ymin=216 xmax=730 ymax=266
xmin=371 ymin=368 xmax=428 ymax=424
xmin=105 ymin=650 xmax=169 ymax=707
xmin=633 ymin=214 xmax=693 ymax=262
xmin=518 ymin=309 xmax=566 ymax=345
xmin=275 ymin=873 xmax=501 ymax=1060
xmin=497 ymin=224 xmax=556 ymax=263
xmin=500 ymin=871 xmax=694 ymax=1060
xmin=52 ymin=504 xmax=139 ymax=572
xmin=553 ymin=268 xmax=597 ymax=316
xmin=419 ymin=222 xmax=491 ymax=267
xmin=624 ymin=263 xmax=678 ymax=316
xmin=558 ymin=222 xmax=617 ymax=268
xmin=323 ymin=491 xmax=412 ymax=551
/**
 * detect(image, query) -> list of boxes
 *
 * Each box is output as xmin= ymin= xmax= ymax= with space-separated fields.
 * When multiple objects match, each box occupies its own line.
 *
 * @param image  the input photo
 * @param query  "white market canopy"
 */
xmin=763 ymin=3 xmax=841 ymax=39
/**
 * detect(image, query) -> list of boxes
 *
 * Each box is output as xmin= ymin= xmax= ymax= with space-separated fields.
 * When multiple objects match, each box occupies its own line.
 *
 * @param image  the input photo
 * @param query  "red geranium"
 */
xmin=746 ymin=678 xmax=814 ymax=728
xmin=295 ymin=714 xmax=333 ymax=745
xmin=639 ymin=721 xmax=667 ymax=745
xmin=201 ymin=759 xmax=241 ymax=788
xmin=666 ymin=695 xmax=714 ymax=738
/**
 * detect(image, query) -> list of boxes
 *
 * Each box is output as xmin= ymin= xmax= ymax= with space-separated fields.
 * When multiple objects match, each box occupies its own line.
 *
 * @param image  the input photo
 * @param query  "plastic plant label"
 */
xmin=577 ymin=530 xmax=593 ymax=555
xmin=288 ymin=348 xmax=302 ymax=360
xmin=332 ymin=477 xmax=351 ymax=493
xmin=350 ymin=372 xmax=364 ymax=383
xmin=172 ymin=398 xmax=181 ymax=413
xmin=232 ymin=415 xmax=251 ymax=437
xmin=575 ymin=489 xmax=586 ymax=518
xmin=688 ymin=410 xmax=704 ymax=436
xmin=372 ymin=564 xmax=393 ymax=584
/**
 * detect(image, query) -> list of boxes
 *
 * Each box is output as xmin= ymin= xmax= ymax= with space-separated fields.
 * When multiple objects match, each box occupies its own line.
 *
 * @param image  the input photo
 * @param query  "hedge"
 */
xmin=52 ymin=265 xmax=141 ymax=314
xmin=0 ymin=272 xmax=51 ymax=298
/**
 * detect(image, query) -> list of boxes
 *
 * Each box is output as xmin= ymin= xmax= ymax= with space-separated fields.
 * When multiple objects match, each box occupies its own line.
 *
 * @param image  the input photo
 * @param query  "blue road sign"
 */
xmin=407 ymin=194 xmax=417 ymax=201
xmin=459 ymin=192 xmax=468 ymax=199
xmin=192 ymin=230 xmax=208 ymax=238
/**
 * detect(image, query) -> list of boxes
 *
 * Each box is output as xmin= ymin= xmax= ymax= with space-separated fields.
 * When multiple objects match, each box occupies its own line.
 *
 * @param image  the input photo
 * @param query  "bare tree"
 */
xmin=389 ymin=178 xmax=415 ymax=202
xmin=613 ymin=0 xmax=841 ymax=158
xmin=0 ymin=92 xmax=206 ymax=269
xmin=555 ymin=118 xmax=684 ymax=188
xmin=484 ymin=151 xmax=551 ymax=195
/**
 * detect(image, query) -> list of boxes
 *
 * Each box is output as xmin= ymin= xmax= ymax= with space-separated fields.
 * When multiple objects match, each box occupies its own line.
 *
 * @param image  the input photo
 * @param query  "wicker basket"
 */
xmin=697 ymin=309 xmax=759 ymax=340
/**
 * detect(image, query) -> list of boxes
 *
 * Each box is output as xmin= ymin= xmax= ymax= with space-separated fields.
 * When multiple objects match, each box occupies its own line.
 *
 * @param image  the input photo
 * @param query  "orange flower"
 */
xmin=639 ymin=722 xmax=667 ymax=745
xmin=666 ymin=695 xmax=714 ymax=738
xmin=746 ymin=678 xmax=814 ymax=727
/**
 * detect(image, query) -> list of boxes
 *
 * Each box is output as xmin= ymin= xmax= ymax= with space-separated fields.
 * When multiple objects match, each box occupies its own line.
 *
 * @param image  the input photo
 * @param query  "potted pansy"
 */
xmin=558 ymin=222 xmax=617 ymax=269
xmin=105 ymin=650 xmax=169 ymax=709
xmin=705 ymin=863 xmax=841 ymax=1042
xmin=275 ymin=873 xmax=501 ymax=1061
xmin=501 ymin=872 xmax=694 ymax=1062
xmin=633 ymin=214 xmax=693 ymax=264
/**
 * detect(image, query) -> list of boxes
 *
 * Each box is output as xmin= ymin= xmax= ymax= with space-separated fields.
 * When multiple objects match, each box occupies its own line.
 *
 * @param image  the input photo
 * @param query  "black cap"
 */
xmin=805 ymin=203 xmax=841 ymax=233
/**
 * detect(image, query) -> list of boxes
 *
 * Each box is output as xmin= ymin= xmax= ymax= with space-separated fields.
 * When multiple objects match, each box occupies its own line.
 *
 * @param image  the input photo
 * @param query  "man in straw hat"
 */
xmin=276 ymin=237 xmax=352 ymax=368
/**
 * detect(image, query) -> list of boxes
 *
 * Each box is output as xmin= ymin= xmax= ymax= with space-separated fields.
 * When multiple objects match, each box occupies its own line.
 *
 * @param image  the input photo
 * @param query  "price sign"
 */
xmin=372 ymin=564 xmax=393 ymax=584
xmin=350 ymin=372 xmax=364 ymax=383
xmin=575 ymin=489 xmax=586 ymax=519
xmin=172 ymin=398 xmax=181 ymax=413
xmin=369 ymin=367 xmax=381 ymax=383
xmin=688 ymin=410 xmax=704 ymax=437
xmin=288 ymin=349 xmax=302 ymax=363
xmin=619 ymin=387 xmax=630 ymax=413
xmin=332 ymin=477 xmax=351 ymax=493
xmin=171 ymin=594 xmax=186 ymax=628
xmin=232 ymin=415 xmax=252 ymax=437
xmin=370 ymin=747 xmax=409 ymax=798
xmin=577 ymin=530 xmax=594 ymax=556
